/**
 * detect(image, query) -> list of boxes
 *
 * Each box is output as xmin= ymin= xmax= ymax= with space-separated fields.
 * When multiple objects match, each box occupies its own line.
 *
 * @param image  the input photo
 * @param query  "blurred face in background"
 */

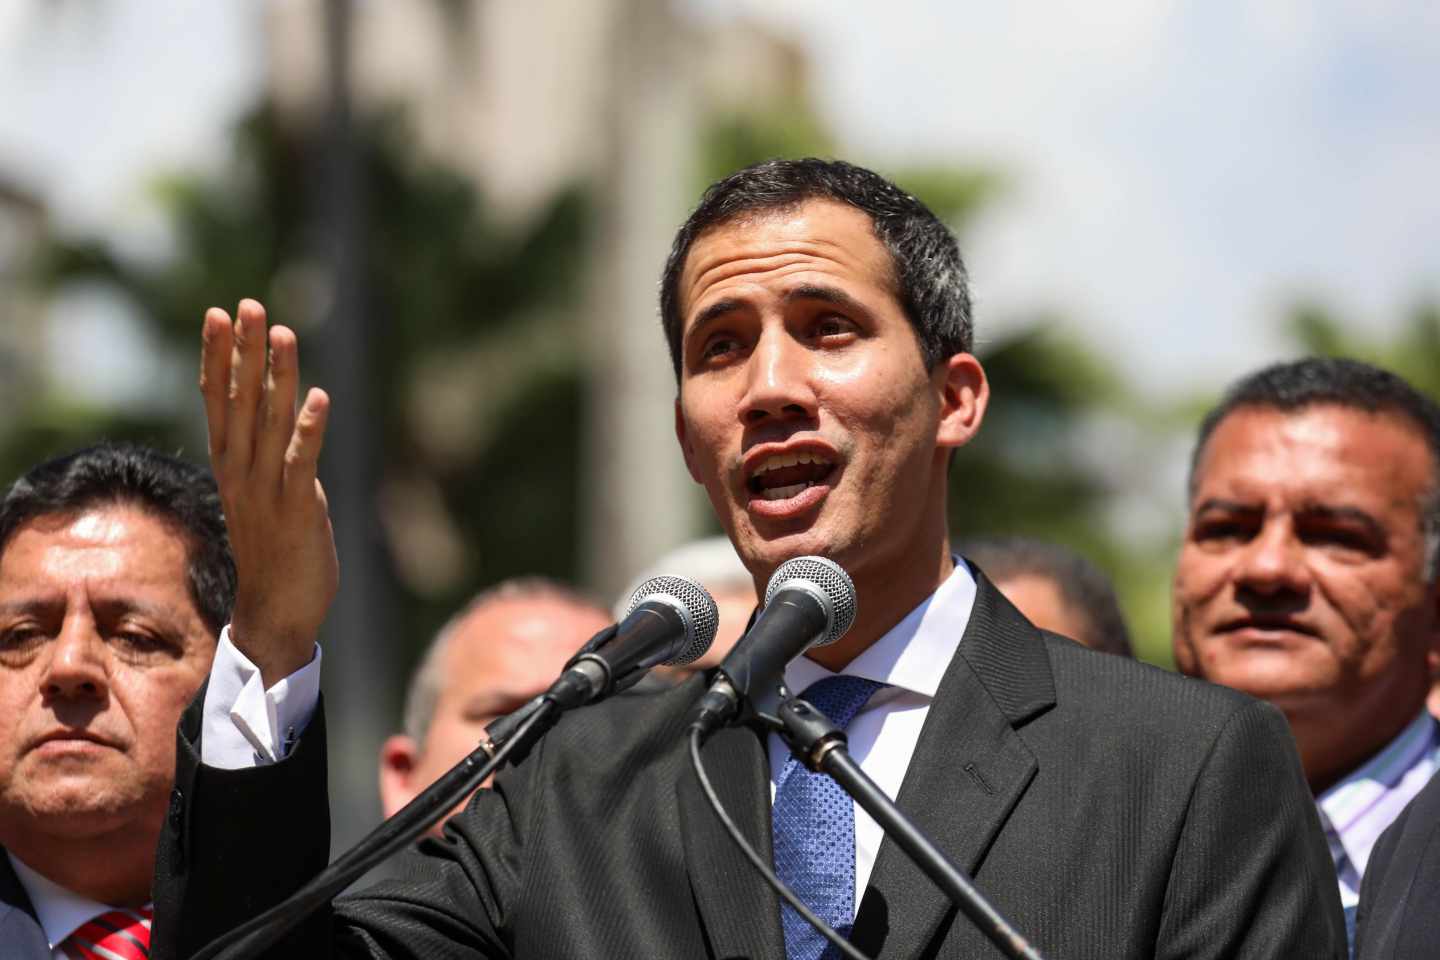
xmin=992 ymin=573 xmax=1092 ymax=648
xmin=1173 ymin=404 xmax=1440 ymax=788
xmin=379 ymin=593 xmax=607 ymax=825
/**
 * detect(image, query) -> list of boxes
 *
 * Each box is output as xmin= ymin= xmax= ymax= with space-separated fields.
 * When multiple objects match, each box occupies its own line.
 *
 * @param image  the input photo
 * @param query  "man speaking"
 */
xmin=153 ymin=160 xmax=1344 ymax=958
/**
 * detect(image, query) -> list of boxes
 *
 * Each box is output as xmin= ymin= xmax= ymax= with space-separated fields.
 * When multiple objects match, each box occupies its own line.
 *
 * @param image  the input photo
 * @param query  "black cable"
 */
xmin=687 ymin=726 xmax=872 ymax=960
xmin=191 ymin=701 xmax=559 ymax=960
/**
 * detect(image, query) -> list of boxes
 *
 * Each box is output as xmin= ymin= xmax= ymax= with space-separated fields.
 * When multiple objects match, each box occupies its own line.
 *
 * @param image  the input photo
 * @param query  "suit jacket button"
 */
xmin=169 ymin=788 xmax=184 ymax=830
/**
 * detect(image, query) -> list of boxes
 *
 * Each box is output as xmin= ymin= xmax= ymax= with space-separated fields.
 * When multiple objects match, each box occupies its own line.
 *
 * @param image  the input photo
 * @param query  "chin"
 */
xmin=23 ymin=779 xmax=145 ymax=828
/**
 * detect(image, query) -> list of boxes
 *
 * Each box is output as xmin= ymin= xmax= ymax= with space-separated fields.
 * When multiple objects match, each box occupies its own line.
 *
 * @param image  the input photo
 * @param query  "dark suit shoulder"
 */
xmin=1039 ymin=632 xmax=1277 ymax=744
xmin=1356 ymin=765 xmax=1440 ymax=959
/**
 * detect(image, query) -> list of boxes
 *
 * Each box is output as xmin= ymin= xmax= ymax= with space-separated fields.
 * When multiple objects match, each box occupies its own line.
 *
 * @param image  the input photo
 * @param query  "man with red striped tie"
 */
xmin=0 ymin=443 xmax=235 ymax=959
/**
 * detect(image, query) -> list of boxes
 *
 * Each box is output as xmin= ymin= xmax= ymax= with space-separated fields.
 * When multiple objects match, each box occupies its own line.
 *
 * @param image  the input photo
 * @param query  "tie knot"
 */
xmin=61 ymin=906 xmax=153 ymax=959
xmin=798 ymin=675 xmax=886 ymax=731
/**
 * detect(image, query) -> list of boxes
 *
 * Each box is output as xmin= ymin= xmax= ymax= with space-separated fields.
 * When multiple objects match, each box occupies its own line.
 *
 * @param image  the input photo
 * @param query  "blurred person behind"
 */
xmin=614 ymin=535 xmax=756 ymax=681
xmin=0 ymin=442 xmax=233 ymax=959
xmin=958 ymin=535 xmax=1134 ymax=657
xmin=1172 ymin=357 xmax=1440 ymax=944
xmin=378 ymin=579 xmax=608 ymax=826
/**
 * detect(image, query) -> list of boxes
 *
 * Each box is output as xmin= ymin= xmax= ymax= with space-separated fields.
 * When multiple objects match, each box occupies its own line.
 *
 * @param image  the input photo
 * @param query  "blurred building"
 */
xmin=0 ymin=180 xmax=46 ymax=430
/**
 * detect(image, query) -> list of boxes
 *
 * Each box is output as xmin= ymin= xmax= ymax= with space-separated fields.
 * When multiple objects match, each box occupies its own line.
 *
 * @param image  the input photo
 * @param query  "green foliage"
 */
xmin=1285 ymin=298 xmax=1440 ymax=398
xmin=19 ymin=102 xmax=597 ymax=653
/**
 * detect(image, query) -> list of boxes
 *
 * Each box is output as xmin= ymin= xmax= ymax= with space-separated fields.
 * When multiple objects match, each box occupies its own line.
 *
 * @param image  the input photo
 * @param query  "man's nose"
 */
xmin=740 ymin=328 xmax=817 ymax=426
xmin=1234 ymin=520 xmax=1311 ymax=596
xmin=40 ymin=618 xmax=109 ymax=702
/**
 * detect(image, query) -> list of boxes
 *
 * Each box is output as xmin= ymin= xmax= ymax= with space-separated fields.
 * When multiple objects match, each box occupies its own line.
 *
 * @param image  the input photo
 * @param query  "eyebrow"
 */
xmin=1193 ymin=499 xmax=1386 ymax=537
xmin=686 ymin=283 xmax=871 ymax=347
xmin=1192 ymin=498 xmax=1260 ymax=516
xmin=1297 ymin=504 xmax=1386 ymax=539
xmin=0 ymin=598 xmax=61 ymax=618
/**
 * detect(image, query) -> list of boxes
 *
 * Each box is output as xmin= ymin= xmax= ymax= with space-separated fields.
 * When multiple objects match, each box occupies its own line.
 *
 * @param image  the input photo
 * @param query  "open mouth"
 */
xmin=746 ymin=451 xmax=836 ymax=501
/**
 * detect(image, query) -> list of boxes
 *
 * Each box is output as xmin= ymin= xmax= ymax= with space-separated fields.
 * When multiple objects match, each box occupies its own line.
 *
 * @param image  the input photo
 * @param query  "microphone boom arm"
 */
xmin=775 ymin=696 xmax=1049 ymax=960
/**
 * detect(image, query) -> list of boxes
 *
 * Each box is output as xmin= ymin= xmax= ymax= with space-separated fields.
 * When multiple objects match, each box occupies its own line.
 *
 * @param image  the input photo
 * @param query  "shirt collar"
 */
xmin=5 ymin=851 xmax=113 ymax=949
xmin=782 ymin=557 xmax=977 ymax=699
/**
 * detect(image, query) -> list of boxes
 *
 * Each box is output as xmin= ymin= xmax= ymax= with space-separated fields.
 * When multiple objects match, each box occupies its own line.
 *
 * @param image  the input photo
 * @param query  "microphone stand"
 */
xmin=775 ymin=695 xmax=1049 ymax=960
xmin=191 ymin=623 xmax=629 ymax=960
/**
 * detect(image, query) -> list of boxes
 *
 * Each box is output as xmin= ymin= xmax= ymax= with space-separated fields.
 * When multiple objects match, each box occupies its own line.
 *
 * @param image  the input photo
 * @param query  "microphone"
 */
xmin=689 ymin=555 xmax=856 ymax=735
xmin=545 ymin=575 xmax=718 ymax=711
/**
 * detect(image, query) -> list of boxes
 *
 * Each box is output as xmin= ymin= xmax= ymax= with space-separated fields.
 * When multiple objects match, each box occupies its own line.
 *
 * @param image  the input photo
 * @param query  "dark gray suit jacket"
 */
xmin=1355 ymin=762 xmax=1440 ymax=959
xmin=0 ymin=850 xmax=55 ymax=959
xmin=153 ymin=578 xmax=1346 ymax=959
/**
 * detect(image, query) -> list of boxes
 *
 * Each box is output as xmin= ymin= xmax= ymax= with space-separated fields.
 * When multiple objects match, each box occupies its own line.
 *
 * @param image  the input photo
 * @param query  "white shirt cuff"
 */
xmin=200 ymin=625 xmax=322 ymax=770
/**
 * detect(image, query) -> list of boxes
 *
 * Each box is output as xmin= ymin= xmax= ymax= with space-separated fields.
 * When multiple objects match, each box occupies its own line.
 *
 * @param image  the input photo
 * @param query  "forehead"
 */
xmin=0 ymin=506 xmax=192 ymax=595
xmin=1194 ymin=404 xmax=1435 ymax=506
xmin=440 ymin=595 xmax=605 ymax=687
xmin=677 ymin=200 xmax=897 ymax=329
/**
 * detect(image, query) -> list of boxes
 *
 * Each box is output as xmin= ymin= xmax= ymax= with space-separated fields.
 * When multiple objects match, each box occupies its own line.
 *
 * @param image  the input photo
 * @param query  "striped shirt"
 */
xmin=1316 ymin=709 xmax=1440 ymax=909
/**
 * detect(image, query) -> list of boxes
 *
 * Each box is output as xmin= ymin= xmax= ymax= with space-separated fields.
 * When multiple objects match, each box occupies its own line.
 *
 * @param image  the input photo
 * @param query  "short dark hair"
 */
xmin=659 ymin=158 xmax=972 ymax=379
xmin=0 ymin=442 xmax=235 ymax=634
xmin=960 ymin=536 xmax=1134 ymax=658
xmin=1190 ymin=357 xmax=1440 ymax=578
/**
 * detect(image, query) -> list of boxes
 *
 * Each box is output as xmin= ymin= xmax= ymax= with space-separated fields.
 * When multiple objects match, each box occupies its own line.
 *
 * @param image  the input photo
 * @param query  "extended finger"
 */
xmin=255 ymin=325 xmax=301 ymax=495
xmin=283 ymin=387 xmax=331 ymax=500
xmin=200 ymin=308 xmax=235 ymax=461
xmin=226 ymin=298 xmax=270 ymax=475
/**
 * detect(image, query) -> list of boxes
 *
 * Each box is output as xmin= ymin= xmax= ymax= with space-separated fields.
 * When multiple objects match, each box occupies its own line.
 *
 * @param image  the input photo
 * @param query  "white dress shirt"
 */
xmin=768 ymin=558 xmax=976 ymax=912
xmin=7 ymin=852 xmax=133 ymax=959
xmin=204 ymin=561 xmax=979 ymax=920
xmin=202 ymin=627 xmax=322 ymax=769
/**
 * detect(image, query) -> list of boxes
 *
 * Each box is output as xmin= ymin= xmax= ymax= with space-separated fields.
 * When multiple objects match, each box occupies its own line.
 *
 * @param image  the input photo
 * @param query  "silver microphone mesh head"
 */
xmin=623 ymin=575 xmax=719 ymax=665
xmin=763 ymin=556 xmax=857 ymax=647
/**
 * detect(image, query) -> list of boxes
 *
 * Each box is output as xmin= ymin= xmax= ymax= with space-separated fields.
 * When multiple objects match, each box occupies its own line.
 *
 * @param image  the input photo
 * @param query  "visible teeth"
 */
xmin=755 ymin=452 xmax=831 ymax=475
xmin=761 ymin=482 xmax=809 ymax=501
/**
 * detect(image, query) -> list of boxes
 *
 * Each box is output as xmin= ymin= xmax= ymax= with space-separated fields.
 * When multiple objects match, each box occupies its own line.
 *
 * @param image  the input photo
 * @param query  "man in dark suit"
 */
xmin=153 ymin=159 xmax=1345 ymax=958
xmin=0 ymin=442 xmax=234 ymax=958
xmin=1172 ymin=359 xmax=1440 ymax=951
xmin=1354 ymin=767 xmax=1440 ymax=958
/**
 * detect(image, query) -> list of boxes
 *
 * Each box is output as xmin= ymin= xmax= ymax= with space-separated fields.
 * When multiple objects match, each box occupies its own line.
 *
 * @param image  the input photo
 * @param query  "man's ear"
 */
xmin=934 ymin=352 xmax=989 ymax=450
xmin=675 ymin=396 xmax=702 ymax=483
xmin=378 ymin=735 xmax=421 ymax=820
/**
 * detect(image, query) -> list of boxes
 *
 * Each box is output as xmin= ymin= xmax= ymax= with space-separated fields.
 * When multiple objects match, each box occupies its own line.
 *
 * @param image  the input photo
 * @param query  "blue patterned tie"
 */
xmin=772 ymin=675 xmax=886 ymax=960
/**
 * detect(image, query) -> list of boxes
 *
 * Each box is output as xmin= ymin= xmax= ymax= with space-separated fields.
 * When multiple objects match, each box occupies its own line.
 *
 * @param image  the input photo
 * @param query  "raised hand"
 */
xmin=200 ymin=299 xmax=339 ymax=686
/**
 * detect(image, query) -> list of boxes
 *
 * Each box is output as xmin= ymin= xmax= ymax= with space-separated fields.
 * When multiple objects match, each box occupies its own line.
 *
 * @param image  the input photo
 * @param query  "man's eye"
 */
xmin=0 ymin=625 xmax=44 ymax=651
xmin=1302 ymin=527 xmax=1375 ymax=554
xmin=812 ymin=316 xmax=855 ymax=339
xmin=1193 ymin=519 xmax=1255 ymax=543
xmin=115 ymin=629 xmax=167 ymax=653
xmin=701 ymin=336 xmax=740 ymax=361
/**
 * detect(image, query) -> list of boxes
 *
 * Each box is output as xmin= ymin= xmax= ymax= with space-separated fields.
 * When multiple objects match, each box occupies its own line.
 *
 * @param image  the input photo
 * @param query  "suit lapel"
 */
xmin=676 ymin=721 xmax=786 ymax=959
xmin=855 ymin=576 xmax=1056 ymax=959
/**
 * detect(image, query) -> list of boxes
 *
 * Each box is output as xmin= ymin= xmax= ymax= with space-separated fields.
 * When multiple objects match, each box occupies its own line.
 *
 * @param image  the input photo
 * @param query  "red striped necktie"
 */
xmin=59 ymin=906 xmax=153 ymax=960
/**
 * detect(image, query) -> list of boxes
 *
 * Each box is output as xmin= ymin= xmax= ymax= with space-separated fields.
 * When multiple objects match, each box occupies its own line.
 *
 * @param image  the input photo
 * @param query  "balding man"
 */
xmin=378 ymin=580 xmax=608 ymax=826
